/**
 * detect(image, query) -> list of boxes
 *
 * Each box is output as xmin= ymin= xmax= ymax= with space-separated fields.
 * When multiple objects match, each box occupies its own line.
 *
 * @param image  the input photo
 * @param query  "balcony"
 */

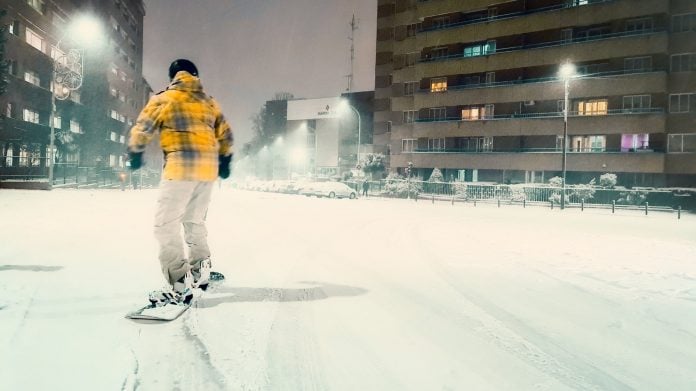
xmin=412 ymin=108 xmax=665 ymax=135
xmin=412 ymin=30 xmax=668 ymax=79
xmin=391 ymin=149 xmax=665 ymax=173
xmin=413 ymin=70 xmax=667 ymax=109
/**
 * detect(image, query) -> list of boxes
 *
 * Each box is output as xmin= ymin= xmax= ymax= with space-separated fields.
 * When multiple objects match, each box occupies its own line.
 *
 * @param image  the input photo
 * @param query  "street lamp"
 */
xmin=48 ymin=14 xmax=104 ymax=187
xmin=558 ymin=62 xmax=577 ymax=210
xmin=340 ymin=100 xmax=361 ymax=167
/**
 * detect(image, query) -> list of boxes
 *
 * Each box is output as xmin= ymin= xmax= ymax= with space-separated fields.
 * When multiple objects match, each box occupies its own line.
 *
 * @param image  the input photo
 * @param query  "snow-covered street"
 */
xmin=1 ymin=188 xmax=695 ymax=390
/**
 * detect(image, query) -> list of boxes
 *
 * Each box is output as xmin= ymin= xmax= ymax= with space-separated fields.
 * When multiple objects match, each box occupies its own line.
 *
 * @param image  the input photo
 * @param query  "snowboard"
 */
xmin=126 ymin=271 xmax=225 ymax=321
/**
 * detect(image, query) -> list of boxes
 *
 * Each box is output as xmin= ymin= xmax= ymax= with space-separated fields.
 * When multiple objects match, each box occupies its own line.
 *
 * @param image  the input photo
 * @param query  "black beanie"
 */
xmin=168 ymin=59 xmax=198 ymax=80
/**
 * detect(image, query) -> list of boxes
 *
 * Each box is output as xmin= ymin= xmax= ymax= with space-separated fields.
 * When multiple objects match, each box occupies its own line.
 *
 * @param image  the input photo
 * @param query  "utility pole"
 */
xmin=346 ymin=14 xmax=358 ymax=92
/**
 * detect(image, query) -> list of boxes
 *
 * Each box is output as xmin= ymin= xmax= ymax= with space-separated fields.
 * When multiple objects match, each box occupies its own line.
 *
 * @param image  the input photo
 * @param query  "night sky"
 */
xmin=142 ymin=0 xmax=377 ymax=147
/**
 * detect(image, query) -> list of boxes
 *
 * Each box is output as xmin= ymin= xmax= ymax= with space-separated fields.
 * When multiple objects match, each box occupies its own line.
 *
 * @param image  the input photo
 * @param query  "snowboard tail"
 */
xmin=125 ymin=271 xmax=225 ymax=321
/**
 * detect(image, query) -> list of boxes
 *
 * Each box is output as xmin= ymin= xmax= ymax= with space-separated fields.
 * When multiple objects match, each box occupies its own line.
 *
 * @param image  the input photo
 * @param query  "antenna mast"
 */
xmin=347 ymin=14 xmax=358 ymax=92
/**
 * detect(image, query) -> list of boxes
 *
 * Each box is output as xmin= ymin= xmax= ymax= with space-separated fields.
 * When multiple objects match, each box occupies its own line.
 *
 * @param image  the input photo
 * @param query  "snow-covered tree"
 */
xmin=599 ymin=173 xmax=617 ymax=188
xmin=361 ymin=153 xmax=386 ymax=179
xmin=428 ymin=167 xmax=445 ymax=182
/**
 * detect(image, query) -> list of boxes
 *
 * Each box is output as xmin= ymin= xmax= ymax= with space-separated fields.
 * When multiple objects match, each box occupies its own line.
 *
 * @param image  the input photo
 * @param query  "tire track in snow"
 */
xmin=413 ymin=224 xmax=633 ymax=391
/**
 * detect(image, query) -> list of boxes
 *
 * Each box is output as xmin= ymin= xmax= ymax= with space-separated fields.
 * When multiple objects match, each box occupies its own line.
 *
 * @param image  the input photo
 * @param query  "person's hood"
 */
xmin=167 ymin=71 xmax=203 ymax=92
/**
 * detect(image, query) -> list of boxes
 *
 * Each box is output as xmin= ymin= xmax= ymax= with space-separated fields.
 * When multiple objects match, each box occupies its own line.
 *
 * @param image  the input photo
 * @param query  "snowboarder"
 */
xmin=127 ymin=59 xmax=233 ymax=304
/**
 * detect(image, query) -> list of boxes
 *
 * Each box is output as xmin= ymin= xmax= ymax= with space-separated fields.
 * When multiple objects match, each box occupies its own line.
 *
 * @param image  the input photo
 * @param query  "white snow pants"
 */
xmin=154 ymin=180 xmax=214 ymax=285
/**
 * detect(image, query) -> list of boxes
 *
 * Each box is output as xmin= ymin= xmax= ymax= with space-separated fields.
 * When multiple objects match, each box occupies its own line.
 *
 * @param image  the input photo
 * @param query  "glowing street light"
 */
xmin=48 ymin=14 xmax=105 ymax=188
xmin=558 ymin=61 xmax=577 ymax=210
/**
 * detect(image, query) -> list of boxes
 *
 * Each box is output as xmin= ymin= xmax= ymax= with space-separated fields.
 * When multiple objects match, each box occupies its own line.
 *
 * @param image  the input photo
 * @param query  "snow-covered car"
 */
xmin=313 ymin=182 xmax=357 ymax=199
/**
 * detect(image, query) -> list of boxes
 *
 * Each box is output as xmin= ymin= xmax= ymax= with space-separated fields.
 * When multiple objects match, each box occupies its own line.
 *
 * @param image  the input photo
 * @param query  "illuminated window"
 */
xmin=25 ymin=28 xmax=44 ymax=52
xmin=23 ymin=108 xmax=40 ymax=124
xmin=462 ymin=105 xmax=491 ymax=120
xmin=576 ymin=99 xmax=608 ymax=115
xmin=430 ymin=77 xmax=447 ymax=92
xmin=70 ymin=120 xmax=81 ymax=133
xmin=571 ymin=135 xmax=606 ymax=152
xmin=24 ymin=70 xmax=40 ymax=86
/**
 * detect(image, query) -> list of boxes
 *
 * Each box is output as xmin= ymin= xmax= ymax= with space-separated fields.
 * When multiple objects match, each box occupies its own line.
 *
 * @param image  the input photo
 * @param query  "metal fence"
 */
xmin=0 ymin=162 xmax=161 ymax=189
xmin=346 ymin=179 xmax=695 ymax=211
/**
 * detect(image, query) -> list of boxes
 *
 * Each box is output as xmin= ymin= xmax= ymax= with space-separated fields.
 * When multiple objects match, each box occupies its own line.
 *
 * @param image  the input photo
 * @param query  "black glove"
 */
xmin=128 ymin=152 xmax=143 ymax=170
xmin=218 ymin=154 xmax=232 ymax=179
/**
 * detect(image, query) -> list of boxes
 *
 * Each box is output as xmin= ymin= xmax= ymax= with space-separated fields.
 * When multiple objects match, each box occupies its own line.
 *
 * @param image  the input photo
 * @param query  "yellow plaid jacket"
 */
xmin=128 ymin=71 xmax=233 ymax=181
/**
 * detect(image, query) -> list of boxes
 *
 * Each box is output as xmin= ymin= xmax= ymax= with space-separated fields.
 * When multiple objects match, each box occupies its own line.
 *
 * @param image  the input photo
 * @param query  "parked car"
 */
xmin=313 ymin=182 xmax=357 ymax=199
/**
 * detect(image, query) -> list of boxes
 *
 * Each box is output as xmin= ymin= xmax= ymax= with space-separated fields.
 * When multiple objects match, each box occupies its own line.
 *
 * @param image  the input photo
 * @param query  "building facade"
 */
xmin=374 ymin=0 xmax=696 ymax=187
xmin=0 ymin=0 xmax=148 ymax=180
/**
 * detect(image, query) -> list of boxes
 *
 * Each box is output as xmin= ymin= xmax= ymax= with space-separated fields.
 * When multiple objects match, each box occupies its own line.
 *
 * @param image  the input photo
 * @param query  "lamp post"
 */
xmin=47 ymin=15 xmax=103 ymax=188
xmin=558 ymin=62 xmax=576 ymax=210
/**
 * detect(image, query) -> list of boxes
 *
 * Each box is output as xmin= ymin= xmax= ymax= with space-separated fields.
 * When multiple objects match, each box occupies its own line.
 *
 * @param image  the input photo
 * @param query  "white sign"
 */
xmin=287 ymin=97 xmax=343 ymax=120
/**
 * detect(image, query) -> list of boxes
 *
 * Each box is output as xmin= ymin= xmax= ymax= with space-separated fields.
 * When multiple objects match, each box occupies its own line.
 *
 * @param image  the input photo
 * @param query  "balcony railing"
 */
xmin=415 ymin=108 xmax=664 ymax=123
xmin=408 ymin=147 xmax=664 ymax=154
xmin=418 ymin=28 xmax=665 ymax=64
xmin=418 ymin=69 xmax=665 ymax=94
xmin=418 ymin=0 xmax=614 ymax=34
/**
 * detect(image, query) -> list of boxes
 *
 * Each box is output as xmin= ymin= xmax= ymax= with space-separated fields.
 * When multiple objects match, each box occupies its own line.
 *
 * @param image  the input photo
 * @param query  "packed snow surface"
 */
xmin=1 ymin=188 xmax=695 ymax=390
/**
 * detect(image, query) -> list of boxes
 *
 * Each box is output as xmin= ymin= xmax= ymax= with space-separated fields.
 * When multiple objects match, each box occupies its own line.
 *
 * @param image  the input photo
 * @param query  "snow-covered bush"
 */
xmin=383 ymin=173 xmax=422 ymax=198
xmin=453 ymin=182 xmax=468 ymax=200
xmin=428 ymin=168 xmax=445 ymax=183
xmin=599 ymin=173 xmax=617 ymax=188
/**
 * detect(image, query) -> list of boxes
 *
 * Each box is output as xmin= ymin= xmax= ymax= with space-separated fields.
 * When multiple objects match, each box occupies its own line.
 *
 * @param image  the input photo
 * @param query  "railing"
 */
xmin=419 ymin=28 xmax=665 ymax=63
xmin=415 ymin=107 xmax=664 ymax=123
xmin=350 ymin=179 xmax=695 ymax=211
xmin=410 ymin=147 xmax=664 ymax=154
xmin=418 ymin=0 xmax=614 ymax=34
xmin=418 ymin=69 xmax=665 ymax=94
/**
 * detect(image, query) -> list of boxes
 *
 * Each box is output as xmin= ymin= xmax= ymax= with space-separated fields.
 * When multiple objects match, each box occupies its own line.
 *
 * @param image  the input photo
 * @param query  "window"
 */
xmin=111 ymin=131 xmax=118 ymax=141
xmin=484 ymin=40 xmax=496 ymax=54
xmin=405 ymin=52 xmax=419 ymax=66
xmin=488 ymin=7 xmax=498 ymax=18
xmin=463 ymin=44 xmax=482 ymax=58
xmin=557 ymin=100 xmax=566 ymax=113
xmin=26 ymin=0 xmax=45 ymax=14
xmin=624 ymin=56 xmax=652 ymax=73
xmin=9 ymin=20 xmax=19 ymax=35
xmin=53 ymin=116 xmax=62 ymax=129
xmin=670 ymin=53 xmax=696 ymax=72
xmin=621 ymin=134 xmax=650 ymax=152
xmin=24 ymin=70 xmax=40 ymax=87
xmin=430 ymin=107 xmax=446 ymax=121
xmin=484 ymin=104 xmax=495 ymax=119
xmin=404 ymin=81 xmax=418 ymax=96
xmin=23 ymin=108 xmax=40 ymax=124
xmin=110 ymin=87 xmax=118 ymax=97
xmin=432 ymin=16 xmax=450 ymax=29
xmin=561 ymin=28 xmax=573 ymax=43
xmin=431 ymin=47 xmax=448 ymax=59
xmin=19 ymin=145 xmax=29 ymax=167
xmin=6 ymin=102 xmax=13 ymax=118
xmin=669 ymin=93 xmax=696 ymax=113
xmin=111 ymin=110 xmax=120 ymax=120
xmin=402 ymin=139 xmax=416 ymax=153
xmin=481 ymin=137 xmax=493 ymax=152
xmin=8 ymin=60 xmax=17 ymax=76
xmin=626 ymin=18 xmax=653 ymax=33
xmin=571 ymin=135 xmax=606 ymax=152
xmin=406 ymin=23 xmax=420 ymax=37
xmin=428 ymin=138 xmax=445 ymax=151
xmin=576 ymin=99 xmax=608 ymax=115
xmin=576 ymin=63 xmax=605 ymax=75
xmin=110 ymin=155 xmax=117 ymax=167
xmin=485 ymin=72 xmax=495 ymax=84
xmin=673 ymin=13 xmax=696 ymax=33
xmin=430 ymin=77 xmax=447 ymax=92
xmin=668 ymin=134 xmax=696 ymax=153
xmin=403 ymin=110 xmax=418 ymax=123
xmin=462 ymin=106 xmax=483 ymax=120
xmin=622 ymin=95 xmax=651 ymax=112
xmin=5 ymin=144 xmax=14 ymax=167
xmin=70 ymin=120 xmax=81 ymax=133
xmin=120 ymin=135 xmax=126 ymax=144
xmin=25 ymin=28 xmax=44 ymax=52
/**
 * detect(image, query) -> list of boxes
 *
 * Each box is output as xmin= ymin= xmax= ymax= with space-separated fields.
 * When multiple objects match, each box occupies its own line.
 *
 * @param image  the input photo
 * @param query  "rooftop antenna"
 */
xmin=345 ymin=14 xmax=358 ymax=92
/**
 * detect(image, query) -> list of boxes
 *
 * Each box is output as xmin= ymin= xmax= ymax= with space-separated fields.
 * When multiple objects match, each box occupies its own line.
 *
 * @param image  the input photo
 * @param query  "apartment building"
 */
xmin=0 ymin=0 xmax=148 ymax=180
xmin=374 ymin=0 xmax=696 ymax=187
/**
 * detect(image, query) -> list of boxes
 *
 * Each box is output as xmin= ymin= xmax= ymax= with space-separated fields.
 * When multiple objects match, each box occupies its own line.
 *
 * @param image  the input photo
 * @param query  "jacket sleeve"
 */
xmin=211 ymin=99 xmax=234 ymax=156
xmin=127 ymin=95 xmax=166 ymax=153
